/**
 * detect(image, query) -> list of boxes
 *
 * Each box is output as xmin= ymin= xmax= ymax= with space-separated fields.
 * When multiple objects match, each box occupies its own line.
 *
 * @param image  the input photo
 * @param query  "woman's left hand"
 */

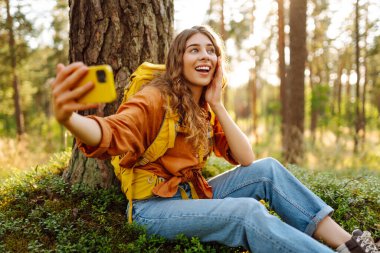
xmin=205 ymin=57 xmax=224 ymax=108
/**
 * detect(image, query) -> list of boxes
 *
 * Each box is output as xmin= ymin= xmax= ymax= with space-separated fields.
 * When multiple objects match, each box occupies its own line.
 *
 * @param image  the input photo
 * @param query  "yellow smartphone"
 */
xmin=77 ymin=65 xmax=117 ymax=104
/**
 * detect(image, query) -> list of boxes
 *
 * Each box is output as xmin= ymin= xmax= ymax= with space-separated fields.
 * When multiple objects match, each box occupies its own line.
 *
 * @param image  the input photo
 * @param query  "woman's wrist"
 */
xmin=63 ymin=113 xmax=102 ymax=147
xmin=61 ymin=113 xmax=75 ymax=128
xmin=209 ymin=102 xmax=225 ymax=113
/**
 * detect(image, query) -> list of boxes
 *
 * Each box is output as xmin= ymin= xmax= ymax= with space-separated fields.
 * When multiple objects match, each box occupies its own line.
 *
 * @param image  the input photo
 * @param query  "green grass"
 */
xmin=288 ymin=164 xmax=380 ymax=239
xmin=0 ymin=152 xmax=379 ymax=252
xmin=0 ymin=152 xmax=243 ymax=253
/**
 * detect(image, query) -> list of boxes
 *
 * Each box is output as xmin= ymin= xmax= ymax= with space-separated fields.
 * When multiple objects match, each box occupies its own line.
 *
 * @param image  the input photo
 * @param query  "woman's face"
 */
xmin=182 ymin=33 xmax=218 ymax=91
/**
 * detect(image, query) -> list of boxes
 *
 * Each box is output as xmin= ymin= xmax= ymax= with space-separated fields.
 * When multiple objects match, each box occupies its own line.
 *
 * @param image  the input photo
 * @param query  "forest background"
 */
xmin=0 ymin=0 xmax=379 ymax=178
xmin=0 ymin=0 xmax=379 ymax=251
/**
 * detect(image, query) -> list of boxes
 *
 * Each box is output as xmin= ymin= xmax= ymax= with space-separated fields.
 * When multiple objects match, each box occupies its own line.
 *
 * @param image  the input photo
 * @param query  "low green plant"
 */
xmin=0 ymin=152 xmax=245 ymax=252
xmin=288 ymin=164 xmax=380 ymax=239
xmin=0 ymin=152 xmax=378 ymax=252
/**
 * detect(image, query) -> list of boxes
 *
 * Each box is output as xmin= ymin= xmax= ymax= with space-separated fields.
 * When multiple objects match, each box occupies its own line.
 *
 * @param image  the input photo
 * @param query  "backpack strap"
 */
xmin=135 ymin=107 xmax=178 ymax=166
xmin=114 ymin=97 xmax=216 ymax=223
xmin=125 ymin=97 xmax=178 ymax=224
xmin=208 ymin=104 xmax=216 ymax=127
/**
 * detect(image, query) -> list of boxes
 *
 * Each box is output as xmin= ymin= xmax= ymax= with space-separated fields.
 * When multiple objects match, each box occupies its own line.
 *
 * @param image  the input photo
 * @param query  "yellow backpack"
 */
xmin=111 ymin=62 xmax=215 ymax=223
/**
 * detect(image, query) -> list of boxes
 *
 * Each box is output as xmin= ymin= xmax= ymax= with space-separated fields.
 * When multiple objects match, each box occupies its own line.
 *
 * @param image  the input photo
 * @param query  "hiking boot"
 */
xmin=343 ymin=229 xmax=379 ymax=253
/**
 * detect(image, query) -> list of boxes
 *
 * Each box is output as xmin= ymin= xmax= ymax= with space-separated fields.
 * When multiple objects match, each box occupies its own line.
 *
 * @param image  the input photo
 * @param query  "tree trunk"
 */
xmin=345 ymin=67 xmax=352 ymax=124
xmin=284 ymin=0 xmax=307 ymax=164
xmin=361 ymin=2 xmax=369 ymax=145
xmin=354 ymin=0 xmax=361 ymax=153
xmin=63 ymin=0 xmax=174 ymax=188
xmin=5 ymin=0 xmax=25 ymax=136
xmin=309 ymin=62 xmax=318 ymax=142
xmin=335 ymin=53 xmax=344 ymax=140
xmin=336 ymin=55 xmax=344 ymax=118
xmin=277 ymin=0 xmax=288 ymax=154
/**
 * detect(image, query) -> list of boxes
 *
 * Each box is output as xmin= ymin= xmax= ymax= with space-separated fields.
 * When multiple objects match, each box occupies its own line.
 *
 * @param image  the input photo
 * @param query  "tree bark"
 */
xmin=63 ymin=0 xmax=174 ymax=188
xmin=277 ymin=0 xmax=287 ymax=153
xmin=335 ymin=52 xmax=344 ymax=140
xmin=345 ymin=66 xmax=352 ymax=123
xmin=284 ymin=0 xmax=307 ymax=164
xmin=5 ymin=0 xmax=25 ymax=136
xmin=354 ymin=0 xmax=361 ymax=153
xmin=361 ymin=1 xmax=369 ymax=144
xmin=309 ymin=62 xmax=318 ymax=142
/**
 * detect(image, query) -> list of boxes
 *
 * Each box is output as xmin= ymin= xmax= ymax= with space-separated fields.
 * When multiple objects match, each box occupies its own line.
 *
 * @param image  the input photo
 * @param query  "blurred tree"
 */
xmin=0 ymin=0 xmax=70 ymax=151
xmin=354 ymin=0 xmax=361 ymax=153
xmin=308 ymin=0 xmax=331 ymax=141
xmin=44 ymin=0 xmax=70 ymax=149
xmin=333 ymin=47 xmax=351 ymax=139
xmin=352 ymin=0 xmax=375 ymax=152
xmin=284 ymin=0 xmax=307 ymax=164
xmin=369 ymin=36 xmax=380 ymax=115
xmin=359 ymin=1 xmax=374 ymax=145
xmin=51 ymin=0 xmax=70 ymax=68
xmin=63 ymin=0 xmax=174 ymax=188
xmin=5 ymin=0 xmax=24 ymax=136
xmin=0 ymin=1 xmax=34 ymax=136
xmin=277 ymin=0 xmax=287 ymax=152
xmin=247 ymin=2 xmax=257 ymax=141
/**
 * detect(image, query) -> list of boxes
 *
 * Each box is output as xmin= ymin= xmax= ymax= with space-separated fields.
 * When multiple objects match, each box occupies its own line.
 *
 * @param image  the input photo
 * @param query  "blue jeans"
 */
xmin=131 ymin=157 xmax=335 ymax=253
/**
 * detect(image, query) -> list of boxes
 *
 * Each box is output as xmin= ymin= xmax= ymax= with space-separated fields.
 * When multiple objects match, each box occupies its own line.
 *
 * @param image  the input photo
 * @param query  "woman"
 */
xmin=52 ymin=26 xmax=378 ymax=253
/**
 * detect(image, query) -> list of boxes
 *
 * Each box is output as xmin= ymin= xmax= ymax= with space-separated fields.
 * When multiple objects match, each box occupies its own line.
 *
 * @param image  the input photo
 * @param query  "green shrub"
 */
xmin=0 ymin=152 xmax=243 ymax=252
xmin=0 ymin=152 xmax=378 ymax=252
xmin=288 ymin=164 xmax=380 ymax=239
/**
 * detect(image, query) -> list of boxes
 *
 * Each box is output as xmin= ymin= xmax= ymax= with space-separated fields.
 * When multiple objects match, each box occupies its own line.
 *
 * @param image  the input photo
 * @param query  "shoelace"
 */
xmin=356 ymin=231 xmax=380 ymax=253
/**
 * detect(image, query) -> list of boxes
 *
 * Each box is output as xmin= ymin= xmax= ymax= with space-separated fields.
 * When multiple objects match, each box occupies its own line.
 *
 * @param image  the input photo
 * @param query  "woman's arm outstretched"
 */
xmin=52 ymin=62 xmax=102 ymax=147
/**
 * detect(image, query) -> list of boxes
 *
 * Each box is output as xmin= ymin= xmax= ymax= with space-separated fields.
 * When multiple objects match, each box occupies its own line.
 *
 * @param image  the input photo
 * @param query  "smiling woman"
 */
xmin=182 ymin=33 xmax=218 ymax=98
xmin=49 ymin=24 xmax=380 ymax=253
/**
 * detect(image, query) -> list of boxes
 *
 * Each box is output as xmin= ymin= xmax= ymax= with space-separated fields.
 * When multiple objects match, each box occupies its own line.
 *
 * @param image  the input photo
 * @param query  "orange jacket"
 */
xmin=77 ymin=86 xmax=237 ymax=199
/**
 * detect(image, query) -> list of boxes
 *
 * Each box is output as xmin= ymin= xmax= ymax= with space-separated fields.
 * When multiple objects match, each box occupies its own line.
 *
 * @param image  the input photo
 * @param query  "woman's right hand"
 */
xmin=51 ymin=62 xmax=99 ymax=125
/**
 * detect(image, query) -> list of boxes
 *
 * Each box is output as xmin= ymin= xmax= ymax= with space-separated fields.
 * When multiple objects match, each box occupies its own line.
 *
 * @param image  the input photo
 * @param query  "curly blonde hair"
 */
xmin=150 ymin=25 xmax=225 ymax=152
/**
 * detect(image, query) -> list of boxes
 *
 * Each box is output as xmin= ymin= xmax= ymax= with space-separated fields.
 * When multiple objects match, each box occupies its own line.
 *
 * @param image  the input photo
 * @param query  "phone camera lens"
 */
xmin=96 ymin=70 xmax=107 ymax=83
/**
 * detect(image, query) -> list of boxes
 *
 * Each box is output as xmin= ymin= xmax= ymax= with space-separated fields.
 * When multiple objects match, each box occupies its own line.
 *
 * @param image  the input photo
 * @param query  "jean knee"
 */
xmin=244 ymin=157 xmax=286 ymax=178
xmin=260 ymin=157 xmax=282 ymax=167
xmin=228 ymin=198 xmax=269 ymax=222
